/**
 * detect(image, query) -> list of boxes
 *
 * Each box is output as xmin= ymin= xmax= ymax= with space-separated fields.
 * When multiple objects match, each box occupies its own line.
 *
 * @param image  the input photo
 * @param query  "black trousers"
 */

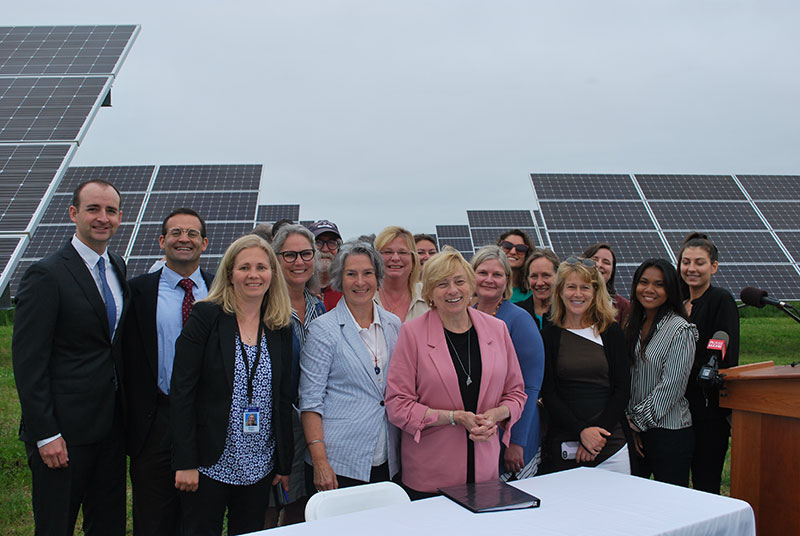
xmin=690 ymin=415 xmax=731 ymax=494
xmin=25 ymin=409 xmax=126 ymax=536
xmin=630 ymin=426 xmax=694 ymax=487
xmin=180 ymin=471 xmax=273 ymax=536
xmin=130 ymin=394 xmax=180 ymax=536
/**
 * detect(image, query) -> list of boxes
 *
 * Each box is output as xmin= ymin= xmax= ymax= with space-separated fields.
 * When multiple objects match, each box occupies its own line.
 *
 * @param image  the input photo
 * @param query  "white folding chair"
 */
xmin=304 ymin=481 xmax=410 ymax=521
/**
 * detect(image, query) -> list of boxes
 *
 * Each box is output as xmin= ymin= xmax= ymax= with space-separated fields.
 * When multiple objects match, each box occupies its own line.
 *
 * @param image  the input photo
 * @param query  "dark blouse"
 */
xmin=540 ymin=323 xmax=630 ymax=471
xmin=685 ymin=285 xmax=740 ymax=420
xmin=443 ymin=326 xmax=482 ymax=483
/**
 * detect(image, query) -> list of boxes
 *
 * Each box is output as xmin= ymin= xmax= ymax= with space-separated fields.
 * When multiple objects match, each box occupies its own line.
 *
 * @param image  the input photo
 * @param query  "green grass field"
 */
xmin=1 ymin=307 xmax=798 ymax=534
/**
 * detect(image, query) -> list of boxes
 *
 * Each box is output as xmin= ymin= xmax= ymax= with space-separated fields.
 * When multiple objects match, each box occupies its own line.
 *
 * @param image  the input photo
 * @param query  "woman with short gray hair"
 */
xmin=299 ymin=241 xmax=401 ymax=492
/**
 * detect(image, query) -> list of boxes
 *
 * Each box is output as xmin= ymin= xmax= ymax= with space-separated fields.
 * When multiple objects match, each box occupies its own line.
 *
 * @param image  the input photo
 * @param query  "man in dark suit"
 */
xmin=124 ymin=207 xmax=213 ymax=535
xmin=12 ymin=179 xmax=129 ymax=535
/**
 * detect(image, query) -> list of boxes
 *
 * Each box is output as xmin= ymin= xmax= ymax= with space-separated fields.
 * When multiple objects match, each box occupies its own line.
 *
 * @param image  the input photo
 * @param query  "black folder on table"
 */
xmin=438 ymin=480 xmax=541 ymax=513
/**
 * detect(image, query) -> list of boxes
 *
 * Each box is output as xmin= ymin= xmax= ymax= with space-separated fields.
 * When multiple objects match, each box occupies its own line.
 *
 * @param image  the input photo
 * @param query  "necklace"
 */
xmin=444 ymin=329 xmax=473 ymax=386
xmin=473 ymin=300 xmax=501 ymax=316
xmin=361 ymin=327 xmax=382 ymax=376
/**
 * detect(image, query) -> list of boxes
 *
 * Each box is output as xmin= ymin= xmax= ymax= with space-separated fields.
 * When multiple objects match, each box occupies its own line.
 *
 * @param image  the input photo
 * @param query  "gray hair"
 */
xmin=329 ymin=240 xmax=385 ymax=292
xmin=470 ymin=245 xmax=513 ymax=301
xmin=271 ymin=224 xmax=319 ymax=290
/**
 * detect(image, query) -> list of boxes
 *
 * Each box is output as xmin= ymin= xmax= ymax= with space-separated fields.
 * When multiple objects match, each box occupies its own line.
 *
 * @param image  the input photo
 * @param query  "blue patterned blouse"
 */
xmin=199 ymin=332 xmax=275 ymax=485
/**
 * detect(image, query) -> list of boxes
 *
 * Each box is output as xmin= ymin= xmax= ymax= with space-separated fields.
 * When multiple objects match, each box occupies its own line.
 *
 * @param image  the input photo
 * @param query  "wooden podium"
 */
xmin=719 ymin=361 xmax=800 ymax=536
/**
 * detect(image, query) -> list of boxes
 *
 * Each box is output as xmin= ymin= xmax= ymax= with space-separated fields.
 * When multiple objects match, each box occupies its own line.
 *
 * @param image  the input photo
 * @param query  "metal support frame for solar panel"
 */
xmin=530 ymin=173 xmax=800 ymax=300
xmin=0 ymin=25 xmax=140 ymax=300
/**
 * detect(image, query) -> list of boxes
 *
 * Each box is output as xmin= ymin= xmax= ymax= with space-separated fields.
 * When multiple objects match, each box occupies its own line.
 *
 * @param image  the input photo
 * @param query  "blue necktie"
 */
xmin=97 ymin=257 xmax=117 ymax=339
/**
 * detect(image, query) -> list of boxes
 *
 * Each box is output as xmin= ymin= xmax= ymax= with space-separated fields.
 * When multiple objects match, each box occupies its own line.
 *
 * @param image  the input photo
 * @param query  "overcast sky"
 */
xmin=7 ymin=1 xmax=800 ymax=240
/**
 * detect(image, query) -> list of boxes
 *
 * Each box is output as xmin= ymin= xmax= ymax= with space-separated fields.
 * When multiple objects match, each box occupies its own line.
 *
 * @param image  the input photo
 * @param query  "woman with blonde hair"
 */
xmin=471 ymin=246 xmax=544 ymax=480
xmin=171 ymin=234 xmax=294 ymax=535
xmin=374 ymin=226 xmax=429 ymax=322
xmin=540 ymin=257 xmax=630 ymax=475
xmin=386 ymin=247 xmax=526 ymax=499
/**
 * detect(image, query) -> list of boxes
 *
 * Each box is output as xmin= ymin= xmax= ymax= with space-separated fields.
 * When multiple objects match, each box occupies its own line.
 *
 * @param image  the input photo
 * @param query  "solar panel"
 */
xmin=0 ymin=25 xmax=138 ymax=76
xmin=663 ymin=231 xmax=790 ymax=263
xmin=713 ymin=265 xmax=800 ymax=301
xmin=142 ymin=192 xmax=257 ymax=222
xmin=436 ymin=225 xmax=470 ymax=238
xmin=438 ymin=237 xmax=473 ymax=252
xmin=613 ymin=265 xmax=638 ymax=299
xmin=256 ymin=204 xmax=299 ymax=223
xmin=59 ymin=165 xmax=155 ymax=193
xmin=129 ymin=222 xmax=252 ymax=257
xmin=636 ymin=174 xmax=745 ymax=201
xmin=649 ymin=201 xmax=766 ymax=230
xmin=22 ymin=223 xmax=134 ymax=259
xmin=153 ymin=165 xmax=261 ymax=191
xmin=0 ymin=25 xmax=140 ymax=298
xmin=467 ymin=210 xmax=534 ymax=228
xmin=470 ymin=227 xmax=538 ymax=248
xmin=0 ymin=76 xmax=110 ymax=142
xmin=539 ymin=201 xmax=654 ymax=230
xmin=0 ymin=144 xmax=73 ymax=232
xmin=753 ymin=202 xmax=800 ymax=230
xmin=531 ymin=174 xmax=639 ymax=200
xmin=0 ymin=235 xmax=24 ymax=279
xmin=548 ymin=231 xmax=670 ymax=263
xmin=776 ymin=232 xmax=800 ymax=261
xmin=737 ymin=175 xmax=800 ymax=200
xmin=534 ymin=210 xmax=545 ymax=227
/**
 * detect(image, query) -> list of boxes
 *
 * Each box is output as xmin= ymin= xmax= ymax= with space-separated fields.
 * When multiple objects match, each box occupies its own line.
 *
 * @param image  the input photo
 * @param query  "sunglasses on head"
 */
xmin=499 ymin=241 xmax=530 ymax=254
xmin=564 ymin=256 xmax=596 ymax=268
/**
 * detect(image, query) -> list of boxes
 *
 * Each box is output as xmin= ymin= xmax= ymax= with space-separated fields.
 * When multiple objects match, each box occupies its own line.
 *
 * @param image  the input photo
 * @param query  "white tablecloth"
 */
xmin=250 ymin=467 xmax=755 ymax=536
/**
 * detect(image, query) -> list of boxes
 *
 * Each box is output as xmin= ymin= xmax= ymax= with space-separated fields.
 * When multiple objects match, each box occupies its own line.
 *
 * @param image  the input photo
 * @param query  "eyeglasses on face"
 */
xmin=315 ymin=239 xmax=341 ymax=250
xmin=499 ymin=241 xmax=530 ymax=254
xmin=166 ymin=228 xmax=202 ymax=239
xmin=564 ymin=256 xmax=596 ymax=268
xmin=278 ymin=249 xmax=315 ymax=262
xmin=380 ymin=249 xmax=411 ymax=258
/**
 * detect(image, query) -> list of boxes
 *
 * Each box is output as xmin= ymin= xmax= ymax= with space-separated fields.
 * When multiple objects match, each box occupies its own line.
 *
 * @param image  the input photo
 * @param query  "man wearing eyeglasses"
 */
xmin=123 ymin=207 xmax=214 ymax=535
xmin=308 ymin=219 xmax=344 ymax=311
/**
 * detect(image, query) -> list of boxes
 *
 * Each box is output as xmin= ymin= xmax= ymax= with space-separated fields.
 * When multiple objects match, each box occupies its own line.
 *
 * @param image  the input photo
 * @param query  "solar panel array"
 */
xmin=10 ymin=164 xmax=262 ymax=295
xmin=529 ymin=173 xmax=800 ymax=300
xmin=256 ymin=204 xmax=300 ymax=223
xmin=0 ymin=25 xmax=139 ymax=298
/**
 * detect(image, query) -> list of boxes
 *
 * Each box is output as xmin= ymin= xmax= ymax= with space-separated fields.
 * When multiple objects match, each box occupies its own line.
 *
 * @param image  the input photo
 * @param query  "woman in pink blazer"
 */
xmin=386 ymin=247 xmax=527 ymax=499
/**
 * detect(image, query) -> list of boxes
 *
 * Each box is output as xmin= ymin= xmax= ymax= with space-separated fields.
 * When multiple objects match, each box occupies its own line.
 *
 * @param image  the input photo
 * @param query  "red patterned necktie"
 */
xmin=178 ymin=278 xmax=195 ymax=326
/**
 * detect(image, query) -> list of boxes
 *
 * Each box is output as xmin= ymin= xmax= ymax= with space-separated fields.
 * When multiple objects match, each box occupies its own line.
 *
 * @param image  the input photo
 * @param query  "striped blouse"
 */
xmin=627 ymin=311 xmax=698 ymax=431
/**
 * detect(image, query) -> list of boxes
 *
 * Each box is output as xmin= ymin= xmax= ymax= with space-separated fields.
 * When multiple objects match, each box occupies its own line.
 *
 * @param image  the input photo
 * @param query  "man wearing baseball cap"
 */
xmin=308 ymin=220 xmax=343 ymax=311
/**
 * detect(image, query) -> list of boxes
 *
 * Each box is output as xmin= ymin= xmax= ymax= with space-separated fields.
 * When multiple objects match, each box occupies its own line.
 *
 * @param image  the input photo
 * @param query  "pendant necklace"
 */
xmin=444 ymin=329 xmax=472 ymax=386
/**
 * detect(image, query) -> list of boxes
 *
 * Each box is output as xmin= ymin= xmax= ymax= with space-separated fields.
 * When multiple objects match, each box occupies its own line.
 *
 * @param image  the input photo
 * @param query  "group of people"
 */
xmin=11 ymin=179 xmax=739 ymax=536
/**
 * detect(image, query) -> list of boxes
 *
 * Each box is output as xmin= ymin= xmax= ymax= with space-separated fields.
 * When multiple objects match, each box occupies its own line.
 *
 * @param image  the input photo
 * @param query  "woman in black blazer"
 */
xmin=171 ymin=234 xmax=294 ymax=536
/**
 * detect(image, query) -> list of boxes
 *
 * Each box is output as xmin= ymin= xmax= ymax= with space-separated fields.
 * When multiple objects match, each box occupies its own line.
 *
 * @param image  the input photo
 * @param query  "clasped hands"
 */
xmin=456 ymin=409 xmax=500 ymax=442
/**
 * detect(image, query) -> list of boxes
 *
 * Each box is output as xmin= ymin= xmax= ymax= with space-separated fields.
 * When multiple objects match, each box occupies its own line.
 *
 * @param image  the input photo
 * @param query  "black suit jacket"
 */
xmin=12 ymin=241 xmax=129 ymax=446
xmin=122 ymin=268 xmax=214 ymax=457
xmin=169 ymin=301 xmax=293 ymax=475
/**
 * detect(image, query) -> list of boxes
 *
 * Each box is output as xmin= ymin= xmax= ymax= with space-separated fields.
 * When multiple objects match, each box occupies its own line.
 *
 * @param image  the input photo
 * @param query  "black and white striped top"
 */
xmin=627 ymin=311 xmax=698 ymax=431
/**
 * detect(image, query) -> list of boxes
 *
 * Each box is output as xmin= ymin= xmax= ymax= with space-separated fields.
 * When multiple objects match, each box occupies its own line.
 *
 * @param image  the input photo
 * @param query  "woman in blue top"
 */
xmin=471 ymin=246 xmax=545 ymax=479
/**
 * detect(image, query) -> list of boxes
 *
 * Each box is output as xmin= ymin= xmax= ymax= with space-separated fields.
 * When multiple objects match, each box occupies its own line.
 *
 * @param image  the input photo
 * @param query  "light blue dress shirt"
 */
xmin=157 ymin=266 xmax=208 ymax=395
